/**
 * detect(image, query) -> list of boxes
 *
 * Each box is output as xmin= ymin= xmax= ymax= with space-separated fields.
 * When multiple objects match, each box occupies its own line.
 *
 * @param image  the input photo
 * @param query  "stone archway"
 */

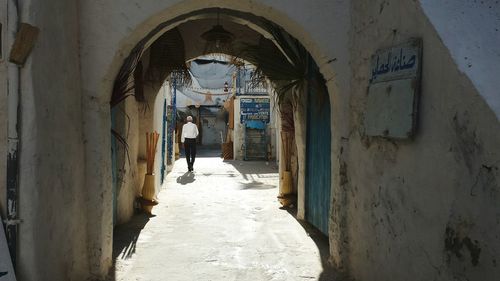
xmin=7 ymin=1 xmax=500 ymax=280
xmin=80 ymin=1 xmax=350 ymax=277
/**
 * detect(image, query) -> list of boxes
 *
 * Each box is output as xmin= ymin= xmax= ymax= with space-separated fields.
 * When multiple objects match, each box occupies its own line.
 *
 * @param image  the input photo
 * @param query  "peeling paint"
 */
xmin=347 ymin=0 xmax=500 ymax=280
xmin=445 ymin=227 xmax=481 ymax=266
xmin=470 ymin=164 xmax=499 ymax=197
xmin=452 ymin=112 xmax=482 ymax=173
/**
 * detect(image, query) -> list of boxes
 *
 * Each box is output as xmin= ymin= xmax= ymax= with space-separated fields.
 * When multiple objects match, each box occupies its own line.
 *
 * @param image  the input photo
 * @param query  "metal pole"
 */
xmin=6 ymin=0 xmax=20 ymax=268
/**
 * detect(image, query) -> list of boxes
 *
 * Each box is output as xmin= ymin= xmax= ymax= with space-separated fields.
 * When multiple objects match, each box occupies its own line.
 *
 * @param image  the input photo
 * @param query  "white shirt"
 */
xmin=181 ymin=122 xmax=199 ymax=143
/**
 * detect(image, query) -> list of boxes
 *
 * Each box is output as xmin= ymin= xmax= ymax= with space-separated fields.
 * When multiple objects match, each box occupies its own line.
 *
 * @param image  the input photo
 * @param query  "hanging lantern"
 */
xmin=201 ymin=11 xmax=234 ymax=54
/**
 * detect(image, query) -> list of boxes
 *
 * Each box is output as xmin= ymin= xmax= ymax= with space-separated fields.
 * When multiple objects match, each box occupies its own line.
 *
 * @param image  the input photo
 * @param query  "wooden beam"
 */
xmin=9 ymin=23 xmax=39 ymax=66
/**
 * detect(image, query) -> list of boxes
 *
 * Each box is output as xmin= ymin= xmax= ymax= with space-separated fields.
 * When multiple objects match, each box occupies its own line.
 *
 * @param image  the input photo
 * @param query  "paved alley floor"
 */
xmin=111 ymin=151 xmax=339 ymax=281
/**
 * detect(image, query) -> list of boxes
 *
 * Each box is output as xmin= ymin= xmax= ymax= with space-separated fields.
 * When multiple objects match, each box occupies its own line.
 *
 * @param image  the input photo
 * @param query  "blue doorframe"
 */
xmin=305 ymin=77 xmax=331 ymax=236
xmin=161 ymin=98 xmax=167 ymax=183
xmin=167 ymin=79 xmax=177 ymax=166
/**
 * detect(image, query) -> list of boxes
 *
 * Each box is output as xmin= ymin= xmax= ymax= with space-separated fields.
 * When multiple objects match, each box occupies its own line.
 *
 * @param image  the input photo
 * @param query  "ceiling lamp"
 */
xmin=201 ymin=11 xmax=234 ymax=54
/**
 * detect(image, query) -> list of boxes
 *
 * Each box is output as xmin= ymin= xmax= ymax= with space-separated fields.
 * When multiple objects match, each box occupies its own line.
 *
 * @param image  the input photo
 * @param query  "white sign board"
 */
xmin=364 ymin=38 xmax=422 ymax=139
xmin=0 ymin=223 xmax=16 ymax=281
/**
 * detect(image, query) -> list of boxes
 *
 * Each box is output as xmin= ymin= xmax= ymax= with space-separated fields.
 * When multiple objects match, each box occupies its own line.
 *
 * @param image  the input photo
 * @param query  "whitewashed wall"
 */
xmin=340 ymin=1 xmax=500 ymax=280
xmin=14 ymin=0 xmax=89 ymax=280
xmin=115 ymin=96 xmax=140 ymax=225
xmin=4 ymin=0 xmax=499 ymax=280
xmin=0 ymin=1 xmax=8 ymax=217
xmin=154 ymin=81 xmax=170 ymax=195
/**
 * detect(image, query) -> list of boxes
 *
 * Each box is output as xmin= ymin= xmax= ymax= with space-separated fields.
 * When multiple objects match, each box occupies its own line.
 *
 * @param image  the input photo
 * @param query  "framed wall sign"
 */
xmin=240 ymin=98 xmax=270 ymax=124
xmin=364 ymin=38 xmax=422 ymax=139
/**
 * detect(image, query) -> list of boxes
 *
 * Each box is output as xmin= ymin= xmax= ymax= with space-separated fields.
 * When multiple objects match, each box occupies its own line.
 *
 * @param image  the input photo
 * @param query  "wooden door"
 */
xmin=305 ymin=82 xmax=331 ymax=235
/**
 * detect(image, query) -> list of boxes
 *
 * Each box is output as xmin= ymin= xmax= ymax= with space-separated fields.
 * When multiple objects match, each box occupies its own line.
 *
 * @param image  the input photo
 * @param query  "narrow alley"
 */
xmin=111 ymin=149 xmax=338 ymax=281
xmin=1 ymin=1 xmax=499 ymax=281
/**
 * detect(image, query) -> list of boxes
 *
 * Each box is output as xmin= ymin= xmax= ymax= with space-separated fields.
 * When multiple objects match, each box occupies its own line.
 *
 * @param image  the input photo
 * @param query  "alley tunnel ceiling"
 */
xmin=176 ymin=17 xmax=262 ymax=60
xmin=112 ymin=8 xmax=304 ymax=107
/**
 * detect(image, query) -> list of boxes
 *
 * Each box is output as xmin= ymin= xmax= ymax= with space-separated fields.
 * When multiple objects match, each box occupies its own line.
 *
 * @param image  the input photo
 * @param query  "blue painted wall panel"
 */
xmin=305 ymin=82 xmax=331 ymax=236
xmin=161 ymin=99 xmax=167 ymax=183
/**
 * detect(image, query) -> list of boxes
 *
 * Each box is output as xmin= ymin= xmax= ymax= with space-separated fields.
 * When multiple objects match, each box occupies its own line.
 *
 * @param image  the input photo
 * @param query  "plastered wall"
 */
xmin=114 ymin=96 xmax=140 ymax=225
xmin=5 ymin=0 xmax=498 ymax=280
xmin=340 ymin=0 xmax=500 ymax=280
xmin=419 ymin=0 xmax=500 ymax=119
xmin=15 ymin=0 xmax=89 ymax=280
xmin=0 ymin=2 xmax=8 ymax=217
xmin=153 ymin=81 xmax=169 ymax=196
xmin=136 ymin=82 xmax=160 ymax=204
xmin=115 ymin=69 xmax=169 ymax=224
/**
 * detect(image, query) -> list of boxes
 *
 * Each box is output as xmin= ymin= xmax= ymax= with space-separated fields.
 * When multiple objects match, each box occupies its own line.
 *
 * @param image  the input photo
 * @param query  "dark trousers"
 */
xmin=184 ymin=138 xmax=197 ymax=170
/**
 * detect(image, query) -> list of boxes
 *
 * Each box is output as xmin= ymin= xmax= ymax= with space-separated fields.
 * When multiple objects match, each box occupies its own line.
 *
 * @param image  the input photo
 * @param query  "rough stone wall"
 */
xmin=342 ymin=1 xmax=500 ymax=280
xmin=16 ymin=0 xmax=89 ymax=280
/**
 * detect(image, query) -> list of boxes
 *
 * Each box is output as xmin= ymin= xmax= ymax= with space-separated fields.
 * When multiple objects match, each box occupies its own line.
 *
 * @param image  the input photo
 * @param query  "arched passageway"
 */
xmin=5 ymin=1 xmax=499 ymax=281
xmin=103 ymin=7 xmax=336 ymax=280
xmin=78 ymin=2 xmax=349 ymax=278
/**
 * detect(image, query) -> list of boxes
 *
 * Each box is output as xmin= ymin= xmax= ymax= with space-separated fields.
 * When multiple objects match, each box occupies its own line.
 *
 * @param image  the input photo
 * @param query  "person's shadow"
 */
xmin=176 ymin=172 xmax=196 ymax=185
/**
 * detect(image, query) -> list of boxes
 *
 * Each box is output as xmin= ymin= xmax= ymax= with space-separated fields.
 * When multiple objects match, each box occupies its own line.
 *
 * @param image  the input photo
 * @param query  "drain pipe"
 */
xmin=5 ymin=0 xmax=20 ymax=268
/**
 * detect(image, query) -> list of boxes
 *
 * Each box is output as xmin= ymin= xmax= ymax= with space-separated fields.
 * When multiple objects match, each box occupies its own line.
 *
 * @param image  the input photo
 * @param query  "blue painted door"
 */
xmin=305 ymin=81 xmax=331 ymax=235
xmin=161 ymin=99 xmax=167 ymax=184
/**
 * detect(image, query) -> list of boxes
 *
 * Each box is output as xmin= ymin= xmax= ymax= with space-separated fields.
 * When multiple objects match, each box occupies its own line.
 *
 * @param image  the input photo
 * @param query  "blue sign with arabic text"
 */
xmin=370 ymin=39 xmax=421 ymax=84
xmin=364 ymin=38 xmax=422 ymax=139
xmin=240 ymin=98 xmax=270 ymax=124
